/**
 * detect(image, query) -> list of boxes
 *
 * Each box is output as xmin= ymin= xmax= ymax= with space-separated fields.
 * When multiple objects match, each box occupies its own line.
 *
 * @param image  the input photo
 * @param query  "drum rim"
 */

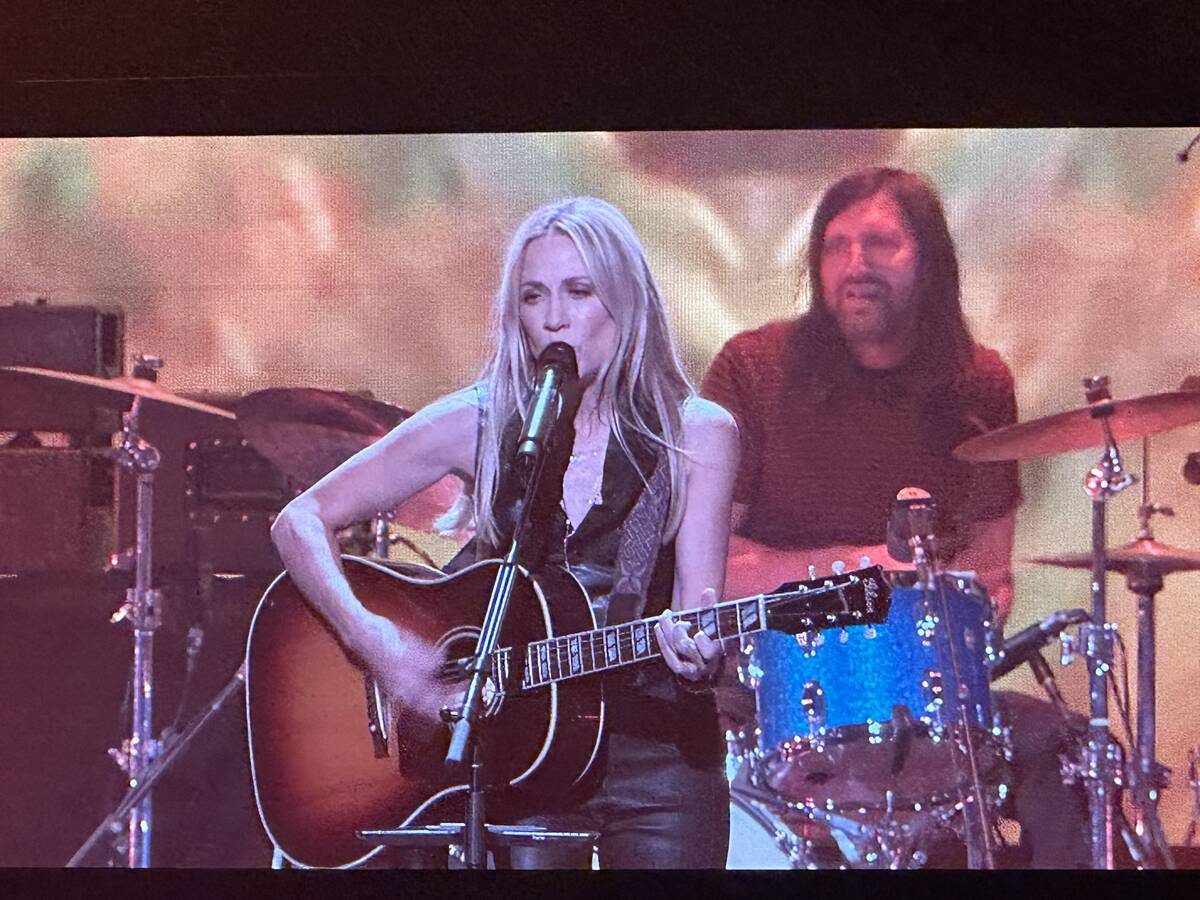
xmin=752 ymin=731 xmax=1008 ymax=812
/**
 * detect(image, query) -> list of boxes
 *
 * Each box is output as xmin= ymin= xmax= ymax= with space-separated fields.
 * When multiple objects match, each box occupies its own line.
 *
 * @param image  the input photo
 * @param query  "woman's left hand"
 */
xmin=654 ymin=588 xmax=724 ymax=682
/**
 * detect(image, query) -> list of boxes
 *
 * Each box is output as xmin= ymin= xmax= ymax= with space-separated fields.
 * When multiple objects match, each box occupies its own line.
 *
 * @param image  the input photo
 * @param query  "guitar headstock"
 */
xmin=762 ymin=564 xmax=891 ymax=634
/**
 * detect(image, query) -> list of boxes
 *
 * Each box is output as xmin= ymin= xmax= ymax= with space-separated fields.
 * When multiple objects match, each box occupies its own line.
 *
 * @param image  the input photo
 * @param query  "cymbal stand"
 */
xmin=67 ymin=665 xmax=247 ymax=867
xmin=104 ymin=391 xmax=163 ymax=867
xmin=1077 ymin=375 xmax=1135 ymax=870
xmin=1120 ymin=502 xmax=1176 ymax=868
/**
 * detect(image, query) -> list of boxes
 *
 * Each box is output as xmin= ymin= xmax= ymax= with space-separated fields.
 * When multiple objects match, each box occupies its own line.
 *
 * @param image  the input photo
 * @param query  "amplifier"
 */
xmin=184 ymin=435 xmax=292 ymax=574
xmin=0 ymin=300 xmax=124 ymax=377
xmin=113 ymin=393 xmax=293 ymax=575
xmin=0 ymin=449 xmax=112 ymax=574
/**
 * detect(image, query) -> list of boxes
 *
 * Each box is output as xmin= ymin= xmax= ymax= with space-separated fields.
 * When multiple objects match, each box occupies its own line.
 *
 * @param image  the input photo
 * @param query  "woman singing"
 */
xmin=270 ymin=196 xmax=739 ymax=868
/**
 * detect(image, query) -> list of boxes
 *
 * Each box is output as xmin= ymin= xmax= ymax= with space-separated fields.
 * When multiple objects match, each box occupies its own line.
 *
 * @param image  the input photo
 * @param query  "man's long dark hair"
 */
xmin=802 ymin=167 xmax=975 ymax=375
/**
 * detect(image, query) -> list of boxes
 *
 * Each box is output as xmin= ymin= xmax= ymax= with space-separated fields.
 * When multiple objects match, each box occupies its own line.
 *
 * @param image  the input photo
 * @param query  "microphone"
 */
xmin=516 ymin=342 xmax=578 ymax=462
xmin=990 ymin=607 xmax=1090 ymax=680
xmin=885 ymin=486 xmax=933 ymax=563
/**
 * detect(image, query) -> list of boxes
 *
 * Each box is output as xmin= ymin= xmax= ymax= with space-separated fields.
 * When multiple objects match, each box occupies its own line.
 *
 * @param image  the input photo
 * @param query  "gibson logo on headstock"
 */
xmin=864 ymin=576 xmax=880 ymax=614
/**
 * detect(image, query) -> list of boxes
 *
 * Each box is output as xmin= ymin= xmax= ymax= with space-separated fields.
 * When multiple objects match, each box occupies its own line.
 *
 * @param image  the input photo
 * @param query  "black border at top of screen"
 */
xmin=0 ymin=1 xmax=1195 ymax=137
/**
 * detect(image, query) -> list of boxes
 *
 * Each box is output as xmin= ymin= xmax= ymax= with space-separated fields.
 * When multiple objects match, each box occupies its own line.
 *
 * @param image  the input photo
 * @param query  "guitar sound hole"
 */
xmin=435 ymin=631 xmax=479 ymax=684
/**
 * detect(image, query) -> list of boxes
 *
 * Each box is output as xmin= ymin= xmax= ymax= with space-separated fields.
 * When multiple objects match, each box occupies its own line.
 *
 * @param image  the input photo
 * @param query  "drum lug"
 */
xmin=990 ymin=712 xmax=1014 ymax=762
xmin=738 ymin=658 xmax=763 ymax=689
xmin=921 ymin=669 xmax=945 ymax=717
xmin=800 ymin=680 xmax=827 ymax=738
xmin=867 ymin=719 xmax=884 ymax=744
xmin=915 ymin=612 xmax=939 ymax=643
xmin=984 ymin=640 xmax=1000 ymax=665
xmin=794 ymin=630 xmax=823 ymax=657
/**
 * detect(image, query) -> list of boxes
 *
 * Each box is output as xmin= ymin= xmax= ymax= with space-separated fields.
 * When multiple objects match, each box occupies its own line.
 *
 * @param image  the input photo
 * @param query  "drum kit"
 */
xmin=724 ymin=375 xmax=1200 ymax=870
xmin=0 ymin=360 xmax=464 ymax=868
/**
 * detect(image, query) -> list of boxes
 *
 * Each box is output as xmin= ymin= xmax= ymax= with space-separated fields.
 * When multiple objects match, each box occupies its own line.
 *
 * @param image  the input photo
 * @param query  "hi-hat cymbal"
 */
xmin=235 ymin=388 xmax=410 ymax=487
xmin=954 ymin=389 xmax=1200 ymax=462
xmin=1026 ymin=539 xmax=1200 ymax=575
xmin=0 ymin=365 xmax=236 ymax=421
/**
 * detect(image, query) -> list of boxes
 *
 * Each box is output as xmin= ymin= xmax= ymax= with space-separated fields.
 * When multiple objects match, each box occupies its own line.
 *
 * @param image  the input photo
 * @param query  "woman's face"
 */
xmin=517 ymin=233 xmax=619 ymax=386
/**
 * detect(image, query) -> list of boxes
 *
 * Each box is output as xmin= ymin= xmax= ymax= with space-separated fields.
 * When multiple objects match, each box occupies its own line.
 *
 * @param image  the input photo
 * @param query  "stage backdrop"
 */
xmin=2 ymin=129 xmax=1198 ymax=850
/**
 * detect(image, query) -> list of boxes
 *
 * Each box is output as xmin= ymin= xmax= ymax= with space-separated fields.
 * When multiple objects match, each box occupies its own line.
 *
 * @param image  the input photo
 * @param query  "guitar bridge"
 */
xmin=364 ymin=674 xmax=390 ymax=758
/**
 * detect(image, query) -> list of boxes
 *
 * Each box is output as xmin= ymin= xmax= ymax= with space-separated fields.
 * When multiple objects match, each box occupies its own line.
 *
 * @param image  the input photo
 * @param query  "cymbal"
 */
xmin=955 ymin=389 xmax=1200 ymax=462
xmin=1026 ymin=539 xmax=1200 ymax=575
xmin=235 ymin=388 xmax=466 ymax=536
xmin=0 ymin=365 xmax=235 ymax=421
xmin=235 ymin=388 xmax=410 ymax=487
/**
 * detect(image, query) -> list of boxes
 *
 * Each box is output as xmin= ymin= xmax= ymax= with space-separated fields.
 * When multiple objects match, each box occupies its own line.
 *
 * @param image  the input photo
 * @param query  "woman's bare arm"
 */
xmin=655 ymin=397 xmax=740 ymax=681
xmin=269 ymin=388 xmax=480 ymax=709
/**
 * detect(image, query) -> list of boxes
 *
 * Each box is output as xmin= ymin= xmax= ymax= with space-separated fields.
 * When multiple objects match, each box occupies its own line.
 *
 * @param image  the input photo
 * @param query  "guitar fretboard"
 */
xmin=496 ymin=576 xmax=874 ymax=690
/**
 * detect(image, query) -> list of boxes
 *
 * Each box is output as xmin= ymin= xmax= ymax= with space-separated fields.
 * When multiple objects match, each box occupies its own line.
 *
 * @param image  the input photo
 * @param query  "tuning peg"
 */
xmin=808 ymin=565 xmax=817 ymax=580
xmin=859 ymin=556 xmax=871 ymax=569
xmin=832 ymin=560 xmax=846 ymax=576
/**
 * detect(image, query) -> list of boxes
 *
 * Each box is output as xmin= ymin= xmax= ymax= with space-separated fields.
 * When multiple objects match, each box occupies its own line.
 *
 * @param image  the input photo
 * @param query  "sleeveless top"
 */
xmin=446 ymin=402 xmax=722 ymax=761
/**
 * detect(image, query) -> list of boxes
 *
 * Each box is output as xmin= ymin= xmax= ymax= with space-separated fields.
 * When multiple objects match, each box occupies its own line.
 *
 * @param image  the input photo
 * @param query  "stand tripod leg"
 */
xmin=67 ymin=665 xmax=246 ymax=867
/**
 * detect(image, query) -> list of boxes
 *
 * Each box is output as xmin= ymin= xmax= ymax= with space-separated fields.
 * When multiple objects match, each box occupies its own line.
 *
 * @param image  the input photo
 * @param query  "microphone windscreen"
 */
xmin=537 ymin=342 xmax=578 ymax=380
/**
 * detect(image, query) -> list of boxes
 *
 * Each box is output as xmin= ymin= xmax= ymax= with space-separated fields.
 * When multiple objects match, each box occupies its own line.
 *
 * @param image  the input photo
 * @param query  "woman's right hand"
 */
xmin=345 ymin=613 xmax=446 ymax=722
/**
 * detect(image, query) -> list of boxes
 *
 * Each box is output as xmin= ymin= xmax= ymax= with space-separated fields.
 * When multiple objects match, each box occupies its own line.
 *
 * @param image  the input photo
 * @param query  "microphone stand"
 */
xmin=907 ymin=503 xmax=996 ymax=870
xmin=361 ymin=389 xmax=597 ymax=868
xmin=443 ymin=443 xmax=550 ymax=868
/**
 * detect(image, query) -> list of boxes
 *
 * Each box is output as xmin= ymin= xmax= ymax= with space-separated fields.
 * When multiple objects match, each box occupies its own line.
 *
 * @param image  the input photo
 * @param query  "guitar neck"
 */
xmin=515 ymin=594 xmax=765 ymax=690
xmin=506 ymin=568 xmax=885 ymax=690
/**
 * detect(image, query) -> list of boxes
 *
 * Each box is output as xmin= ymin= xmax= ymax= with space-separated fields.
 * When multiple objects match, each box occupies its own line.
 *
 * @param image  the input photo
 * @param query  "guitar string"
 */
xmin=435 ymin=574 xmax=878 ymax=687
xmin=519 ymin=578 xmax=873 ymax=687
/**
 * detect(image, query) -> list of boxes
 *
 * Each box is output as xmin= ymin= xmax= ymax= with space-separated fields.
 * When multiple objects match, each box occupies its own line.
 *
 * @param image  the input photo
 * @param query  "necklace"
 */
xmin=569 ymin=446 xmax=605 ymax=463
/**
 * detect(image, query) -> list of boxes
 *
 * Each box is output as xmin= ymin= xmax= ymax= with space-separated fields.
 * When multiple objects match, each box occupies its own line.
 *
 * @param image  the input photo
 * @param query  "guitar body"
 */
xmin=245 ymin=555 xmax=602 ymax=869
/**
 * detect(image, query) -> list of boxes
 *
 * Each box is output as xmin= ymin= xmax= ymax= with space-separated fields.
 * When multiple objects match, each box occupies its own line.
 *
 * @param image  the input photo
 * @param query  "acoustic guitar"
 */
xmin=245 ymin=555 xmax=890 ymax=868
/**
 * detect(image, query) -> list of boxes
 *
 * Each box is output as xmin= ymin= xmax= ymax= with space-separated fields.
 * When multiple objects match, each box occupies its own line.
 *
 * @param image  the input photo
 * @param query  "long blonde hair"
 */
xmin=471 ymin=196 xmax=694 ymax=548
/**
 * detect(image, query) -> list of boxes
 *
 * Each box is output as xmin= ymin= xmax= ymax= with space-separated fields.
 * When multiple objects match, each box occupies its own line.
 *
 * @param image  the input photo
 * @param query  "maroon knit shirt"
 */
xmin=700 ymin=316 xmax=1022 ymax=557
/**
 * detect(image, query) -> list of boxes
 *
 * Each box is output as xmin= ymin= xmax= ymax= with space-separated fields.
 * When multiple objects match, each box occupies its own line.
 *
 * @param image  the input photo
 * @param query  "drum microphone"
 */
xmin=990 ymin=607 xmax=1091 ymax=680
xmin=516 ymin=342 xmax=578 ymax=463
xmin=885 ymin=486 xmax=934 ymax=563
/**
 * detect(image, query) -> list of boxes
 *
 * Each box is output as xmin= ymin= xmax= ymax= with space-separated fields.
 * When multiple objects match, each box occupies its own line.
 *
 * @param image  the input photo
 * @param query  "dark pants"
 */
xmin=994 ymin=690 xmax=1092 ymax=868
xmin=498 ymin=731 xmax=730 ymax=869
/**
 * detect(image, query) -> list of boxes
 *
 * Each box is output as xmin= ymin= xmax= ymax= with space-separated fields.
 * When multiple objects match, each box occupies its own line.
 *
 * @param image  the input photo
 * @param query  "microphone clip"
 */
xmin=886 ymin=487 xmax=938 ymax=568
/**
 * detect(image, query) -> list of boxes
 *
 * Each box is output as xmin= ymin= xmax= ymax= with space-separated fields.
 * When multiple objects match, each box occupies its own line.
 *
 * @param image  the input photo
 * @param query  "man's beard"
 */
xmin=832 ymin=292 xmax=903 ymax=344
